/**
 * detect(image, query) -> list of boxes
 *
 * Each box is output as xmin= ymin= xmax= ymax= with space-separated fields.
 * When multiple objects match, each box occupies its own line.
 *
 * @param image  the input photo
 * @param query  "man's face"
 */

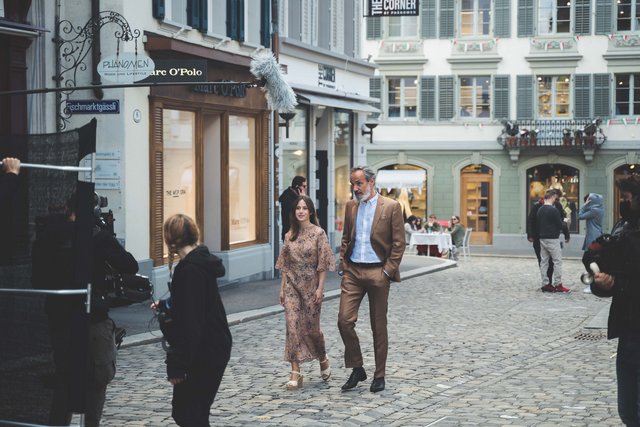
xmin=350 ymin=170 xmax=374 ymax=202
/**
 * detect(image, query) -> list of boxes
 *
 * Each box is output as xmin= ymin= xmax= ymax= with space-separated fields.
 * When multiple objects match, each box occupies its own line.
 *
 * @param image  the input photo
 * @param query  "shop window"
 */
xmin=460 ymin=0 xmax=491 ymax=36
xmin=387 ymin=16 xmax=418 ymax=38
xmin=459 ymin=76 xmax=491 ymax=118
xmin=334 ymin=111 xmax=352 ymax=238
xmin=278 ymin=106 xmax=308 ymax=198
xmin=617 ymin=0 xmax=640 ymax=31
xmin=615 ymin=73 xmax=640 ymax=116
xmin=209 ymin=0 xmax=227 ymax=35
xmin=527 ymin=164 xmax=580 ymax=233
xmin=244 ymin=0 xmax=261 ymax=45
xmin=613 ymin=164 xmax=640 ymax=221
xmin=378 ymin=165 xmax=427 ymax=221
xmin=166 ymin=0 xmax=188 ymax=25
xmin=537 ymin=75 xmax=570 ymax=118
xmin=387 ymin=77 xmax=417 ymax=119
xmin=538 ymin=0 xmax=571 ymax=34
xmin=228 ymin=115 xmax=256 ymax=244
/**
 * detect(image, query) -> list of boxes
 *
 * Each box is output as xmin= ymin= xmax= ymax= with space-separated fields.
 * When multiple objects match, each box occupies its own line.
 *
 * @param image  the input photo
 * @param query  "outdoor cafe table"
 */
xmin=409 ymin=232 xmax=453 ymax=255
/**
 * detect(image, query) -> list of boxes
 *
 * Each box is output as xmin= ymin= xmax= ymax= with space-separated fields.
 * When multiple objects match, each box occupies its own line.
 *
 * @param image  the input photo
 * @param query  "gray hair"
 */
xmin=351 ymin=165 xmax=376 ymax=182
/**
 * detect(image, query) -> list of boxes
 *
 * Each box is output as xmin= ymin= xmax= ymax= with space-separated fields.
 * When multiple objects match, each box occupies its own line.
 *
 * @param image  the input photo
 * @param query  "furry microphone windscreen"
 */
xmin=250 ymin=50 xmax=297 ymax=112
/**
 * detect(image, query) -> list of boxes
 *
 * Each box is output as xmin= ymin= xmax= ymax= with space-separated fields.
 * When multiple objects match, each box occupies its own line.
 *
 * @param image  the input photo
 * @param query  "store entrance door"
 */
xmin=461 ymin=170 xmax=493 ymax=245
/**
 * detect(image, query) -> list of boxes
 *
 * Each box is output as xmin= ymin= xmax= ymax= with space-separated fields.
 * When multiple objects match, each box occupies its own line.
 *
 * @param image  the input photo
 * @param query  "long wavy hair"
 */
xmin=288 ymin=195 xmax=319 ymax=241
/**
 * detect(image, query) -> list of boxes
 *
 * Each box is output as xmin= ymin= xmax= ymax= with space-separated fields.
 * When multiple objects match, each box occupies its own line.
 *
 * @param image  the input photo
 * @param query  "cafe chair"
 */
xmin=460 ymin=228 xmax=472 ymax=259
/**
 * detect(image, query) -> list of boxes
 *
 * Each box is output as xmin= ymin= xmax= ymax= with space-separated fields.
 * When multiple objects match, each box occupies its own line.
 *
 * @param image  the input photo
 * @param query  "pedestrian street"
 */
xmin=103 ymin=256 xmax=619 ymax=426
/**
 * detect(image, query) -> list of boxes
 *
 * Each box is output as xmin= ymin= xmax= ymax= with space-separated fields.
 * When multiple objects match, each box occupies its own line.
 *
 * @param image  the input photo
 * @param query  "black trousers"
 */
xmin=172 ymin=364 xmax=227 ymax=427
xmin=532 ymin=238 xmax=554 ymax=282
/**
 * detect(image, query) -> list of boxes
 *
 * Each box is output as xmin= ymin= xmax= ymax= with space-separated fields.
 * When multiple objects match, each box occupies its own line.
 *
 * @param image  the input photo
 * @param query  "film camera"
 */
xmin=580 ymin=233 xmax=627 ymax=285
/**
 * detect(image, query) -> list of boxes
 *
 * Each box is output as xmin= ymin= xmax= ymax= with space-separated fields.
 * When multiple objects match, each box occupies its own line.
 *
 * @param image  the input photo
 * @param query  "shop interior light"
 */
xmin=278 ymin=112 xmax=296 ymax=139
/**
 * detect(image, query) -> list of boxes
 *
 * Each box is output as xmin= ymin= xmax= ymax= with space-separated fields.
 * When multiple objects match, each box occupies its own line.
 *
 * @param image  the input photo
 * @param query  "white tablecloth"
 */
xmin=409 ymin=233 xmax=453 ymax=253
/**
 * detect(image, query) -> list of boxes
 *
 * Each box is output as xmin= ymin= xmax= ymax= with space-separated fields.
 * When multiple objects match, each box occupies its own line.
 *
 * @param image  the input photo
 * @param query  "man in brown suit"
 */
xmin=337 ymin=166 xmax=405 ymax=393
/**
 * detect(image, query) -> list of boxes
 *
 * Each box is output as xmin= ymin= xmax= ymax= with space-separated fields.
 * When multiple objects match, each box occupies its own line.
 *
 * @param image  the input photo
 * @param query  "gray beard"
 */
xmin=354 ymin=188 xmax=372 ymax=203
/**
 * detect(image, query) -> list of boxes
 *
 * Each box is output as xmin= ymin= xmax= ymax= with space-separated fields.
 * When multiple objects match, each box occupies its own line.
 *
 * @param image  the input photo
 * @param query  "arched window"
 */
xmin=526 ymin=164 xmax=579 ymax=233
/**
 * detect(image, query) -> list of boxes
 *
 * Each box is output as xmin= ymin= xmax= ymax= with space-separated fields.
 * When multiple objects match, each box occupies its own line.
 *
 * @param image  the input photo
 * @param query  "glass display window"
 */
xmin=378 ymin=164 xmax=428 ymax=221
xmin=526 ymin=164 xmax=580 ymax=233
xmin=228 ymin=115 xmax=257 ymax=245
xmin=334 ymin=111 xmax=352 ymax=235
xmin=613 ymin=164 xmax=640 ymax=222
xmin=278 ymin=106 xmax=308 ymax=192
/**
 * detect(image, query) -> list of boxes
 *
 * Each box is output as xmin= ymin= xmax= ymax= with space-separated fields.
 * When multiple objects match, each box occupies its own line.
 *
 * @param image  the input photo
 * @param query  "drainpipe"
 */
xmin=271 ymin=0 xmax=281 ymax=276
xmin=91 ymin=0 xmax=103 ymax=99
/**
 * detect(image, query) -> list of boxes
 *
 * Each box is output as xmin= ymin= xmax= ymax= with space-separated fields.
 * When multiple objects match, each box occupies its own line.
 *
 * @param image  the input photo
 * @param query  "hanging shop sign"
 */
xmin=97 ymin=52 xmax=155 ymax=83
xmin=65 ymin=100 xmax=120 ymax=114
xmin=192 ymin=81 xmax=247 ymax=97
xmin=365 ymin=0 xmax=420 ymax=16
xmin=318 ymin=64 xmax=336 ymax=89
xmin=139 ymin=59 xmax=208 ymax=83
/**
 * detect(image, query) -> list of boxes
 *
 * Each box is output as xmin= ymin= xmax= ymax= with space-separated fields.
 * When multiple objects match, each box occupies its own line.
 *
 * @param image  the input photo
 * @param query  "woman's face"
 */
xmin=295 ymin=199 xmax=311 ymax=223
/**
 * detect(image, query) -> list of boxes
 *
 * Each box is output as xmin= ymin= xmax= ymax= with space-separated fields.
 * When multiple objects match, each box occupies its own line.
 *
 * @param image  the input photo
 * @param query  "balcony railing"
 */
xmin=497 ymin=119 xmax=607 ymax=149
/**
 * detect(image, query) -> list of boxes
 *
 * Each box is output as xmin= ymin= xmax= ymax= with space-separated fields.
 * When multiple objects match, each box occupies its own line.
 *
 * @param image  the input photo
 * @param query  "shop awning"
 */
xmin=297 ymin=93 xmax=380 ymax=113
xmin=375 ymin=170 xmax=426 ymax=189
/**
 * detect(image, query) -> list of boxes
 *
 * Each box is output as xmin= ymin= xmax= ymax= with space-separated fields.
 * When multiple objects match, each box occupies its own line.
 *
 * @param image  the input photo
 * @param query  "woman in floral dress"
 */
xmin=276 ymin=195 xmax=335 ymax=390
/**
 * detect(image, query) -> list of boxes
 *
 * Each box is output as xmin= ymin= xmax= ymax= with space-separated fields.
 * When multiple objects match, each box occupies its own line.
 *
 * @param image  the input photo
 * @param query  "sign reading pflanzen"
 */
xmin=98 ymin=53 xmax=155 ymax=83
xmin=365 ymin=0 xmax=420 ymax=16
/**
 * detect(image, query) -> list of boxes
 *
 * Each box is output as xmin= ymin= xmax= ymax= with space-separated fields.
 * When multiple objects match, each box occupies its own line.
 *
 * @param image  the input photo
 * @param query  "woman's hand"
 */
xmin=168 ymin=377 xmax=185 ymax=385
xmin=279 ymin=288 xmax=285 ymax=306
xmin=150 ymin=300 xmax=160 ymax=310
xmin=593 ymin=272 xmax=614 ymax=291
xmin=313 ymin=287 xmax=324 ymax=304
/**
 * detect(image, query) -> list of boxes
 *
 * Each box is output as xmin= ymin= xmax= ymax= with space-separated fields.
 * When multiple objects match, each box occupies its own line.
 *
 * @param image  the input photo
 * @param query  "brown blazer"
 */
xmin=338 ymin=194 xmax=406 ymax=282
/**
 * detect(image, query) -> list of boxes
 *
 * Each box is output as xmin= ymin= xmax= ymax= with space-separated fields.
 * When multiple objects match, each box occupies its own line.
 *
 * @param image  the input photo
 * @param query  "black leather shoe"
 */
xmin=341 ymin=367 xmax=367 ymax=391
xmin=370 ymin=377 xmax=385 ymax=393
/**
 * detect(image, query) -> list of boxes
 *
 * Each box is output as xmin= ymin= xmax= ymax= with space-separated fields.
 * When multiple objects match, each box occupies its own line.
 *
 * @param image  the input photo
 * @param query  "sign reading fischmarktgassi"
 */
xmin=65 ymin=100 xmax=120 ymax=114
xmin=366 ymin=0 xmax=420 ymax=16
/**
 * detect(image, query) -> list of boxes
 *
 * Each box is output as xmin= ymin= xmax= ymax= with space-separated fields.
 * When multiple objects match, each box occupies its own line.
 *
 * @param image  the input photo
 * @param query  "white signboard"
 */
xmin=98 ymin=52 xmax=155 ymax=83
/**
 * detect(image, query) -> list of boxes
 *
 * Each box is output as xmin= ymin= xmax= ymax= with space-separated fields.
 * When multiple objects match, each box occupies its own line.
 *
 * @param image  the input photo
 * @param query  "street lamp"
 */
xmin=361 ymin=122 xmax=378 ymax=143
xmin=278 ymin=112 xmax=296 ymax=139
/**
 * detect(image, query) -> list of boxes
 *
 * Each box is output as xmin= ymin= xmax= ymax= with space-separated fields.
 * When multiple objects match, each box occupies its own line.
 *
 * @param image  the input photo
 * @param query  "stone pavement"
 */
xmin=102 ymin=256 xmax=618 ymax=426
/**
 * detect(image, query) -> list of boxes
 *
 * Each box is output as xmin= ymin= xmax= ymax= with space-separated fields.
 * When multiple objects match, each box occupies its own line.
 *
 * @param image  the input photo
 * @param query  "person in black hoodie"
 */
xmin=278 ymin=176 xmax=307 ymax=241
xmin=0 ymin=157 xmax=20 ymax=203
xmin=154 ymin=214 xmax=232 ymax=427
xmin=591 ymin=175 xmax=640 ymax=426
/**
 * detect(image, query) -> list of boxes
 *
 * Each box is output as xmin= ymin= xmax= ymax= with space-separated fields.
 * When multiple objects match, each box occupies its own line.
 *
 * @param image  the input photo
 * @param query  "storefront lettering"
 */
xmin=151 ymin=67 xmax=203 ymax=77
xmin=165 ymin=189 xmax=187 ymax=198
xmin=230 ymin=217 xmax=251 ymax=226
xmin=193 ymin=81 xmax=247 ymax=98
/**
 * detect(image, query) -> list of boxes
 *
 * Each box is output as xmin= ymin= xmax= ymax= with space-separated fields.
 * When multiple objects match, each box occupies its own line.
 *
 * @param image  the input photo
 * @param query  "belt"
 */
xmin=349 ymin=262 xmax=383 ymax=268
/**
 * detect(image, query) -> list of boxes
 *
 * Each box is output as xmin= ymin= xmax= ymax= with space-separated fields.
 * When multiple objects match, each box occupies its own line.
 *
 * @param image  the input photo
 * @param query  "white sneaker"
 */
xmin=583 ymin=286 xmax=592 ymax=294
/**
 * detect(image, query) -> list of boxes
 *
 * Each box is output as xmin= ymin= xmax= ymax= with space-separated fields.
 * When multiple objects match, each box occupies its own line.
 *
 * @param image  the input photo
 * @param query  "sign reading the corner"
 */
xmin=365 ymin=0 xmax=419 ymax=16
xmin=139 ymin=59 xmax=208 ymax=83
xmin=98 ymin=53 xmax=155 ymax=83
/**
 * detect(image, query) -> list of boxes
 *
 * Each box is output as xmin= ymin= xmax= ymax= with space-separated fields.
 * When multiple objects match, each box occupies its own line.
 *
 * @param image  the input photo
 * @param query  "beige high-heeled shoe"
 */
xmin=286 ymin=371 xmax=303 ymax=390
xmin=320 ymin=357 xmax=331 ymax=381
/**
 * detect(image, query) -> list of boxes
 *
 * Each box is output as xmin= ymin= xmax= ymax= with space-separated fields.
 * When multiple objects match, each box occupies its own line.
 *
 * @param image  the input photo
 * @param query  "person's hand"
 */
xmin=279 ymin=289 xmax=285 ymax=306
xmin=565 ymin=237 xmax=570 ymax=243
xmin=527 ymin=237 xmax=534 ymax=242
xmin=168 ymin=377 xmax=185 ymax=385
xmin=2 ymin=157 xmax=20 ymax=175
xmin=150 ymin=300 xmax=160 ymax=310
xmin=593 ymin=272 xmax=614 ymax=291
xmin=313 ymin=287 xmax=324 ymax=304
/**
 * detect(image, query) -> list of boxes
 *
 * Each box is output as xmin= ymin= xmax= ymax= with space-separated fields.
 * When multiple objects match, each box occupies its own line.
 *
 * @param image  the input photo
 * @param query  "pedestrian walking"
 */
xmin=537 ymin=189 xmax=571 ymax=293
xmin=337 ymin=166 xmax=405 ymax=393
xmin=275 ymin=195 xmax=335 ymax=390
xmin=153 ymin=214 xmax=232 ymax=427
xmin=590 ymin=175 xmax=640 ymax=426
xmin=579 ymin=193 xmax=604 ymax=293
xmin=278 ymin=176 xmax=307 ymax=241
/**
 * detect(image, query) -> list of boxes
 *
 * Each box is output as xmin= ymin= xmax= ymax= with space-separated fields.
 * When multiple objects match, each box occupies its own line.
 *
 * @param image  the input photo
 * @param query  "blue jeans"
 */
xmin=617 ymin=335 xmax=640 ymax=426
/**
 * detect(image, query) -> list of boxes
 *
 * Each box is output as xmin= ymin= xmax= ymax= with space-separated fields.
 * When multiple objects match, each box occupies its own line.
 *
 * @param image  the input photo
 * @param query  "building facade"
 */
xmin=362 ymin=0 xmax=640 ymax=249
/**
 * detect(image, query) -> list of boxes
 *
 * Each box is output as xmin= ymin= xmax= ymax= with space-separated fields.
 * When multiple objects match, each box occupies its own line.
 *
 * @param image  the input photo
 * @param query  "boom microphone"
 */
xmin=250 ymin=50 xmax=297 ymax=112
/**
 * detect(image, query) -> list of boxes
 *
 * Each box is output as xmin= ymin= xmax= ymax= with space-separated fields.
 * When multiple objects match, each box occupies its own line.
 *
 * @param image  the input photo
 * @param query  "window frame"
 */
xmin=165 ymin=0 xmax=189 ymax=26
xmin=615 ymin=73 xmax=640 ymax=116
xmin=207 ymin=0 xmax=227 ymax=36
xmin=459 ymin=0 xmax=493 ymax=37
xmin=386 ymin=15 xmax=419 ymax=38
xmin=536 ymin=0 xmax=572 ymax=35
xmin=536 ymin=75 xmax=571 ymax=118
xmin=386 ymin=76 xmax=418 ymax=120
xmin=458 ymin=75 xmax=492 ymax=119
xmin=149 ymin=99 xmax=269 ymax=266
xmin=616 ymin=0 xmax=640 ymax=31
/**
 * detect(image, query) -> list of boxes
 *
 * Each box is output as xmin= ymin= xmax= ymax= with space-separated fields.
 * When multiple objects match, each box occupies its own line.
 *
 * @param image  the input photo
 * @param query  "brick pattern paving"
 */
xmin=102 ymin=257 xmax=619 ymax=426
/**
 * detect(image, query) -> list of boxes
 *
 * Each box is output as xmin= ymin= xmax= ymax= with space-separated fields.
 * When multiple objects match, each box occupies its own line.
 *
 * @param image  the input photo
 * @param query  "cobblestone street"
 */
xmin=102 ymin=256 xmax=619 ymax=426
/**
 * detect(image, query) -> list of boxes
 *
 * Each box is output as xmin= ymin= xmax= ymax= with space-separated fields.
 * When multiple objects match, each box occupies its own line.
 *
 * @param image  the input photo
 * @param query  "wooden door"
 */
xmin=461 ymin=173 xmax=493 ymax=245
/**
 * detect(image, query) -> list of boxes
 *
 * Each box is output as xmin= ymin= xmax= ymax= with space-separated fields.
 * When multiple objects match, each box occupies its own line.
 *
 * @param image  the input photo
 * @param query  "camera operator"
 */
xmin=591 ymin=175 xmax=640 ymax=426
xmin=34 ymin=192 xmax=138 ymax=427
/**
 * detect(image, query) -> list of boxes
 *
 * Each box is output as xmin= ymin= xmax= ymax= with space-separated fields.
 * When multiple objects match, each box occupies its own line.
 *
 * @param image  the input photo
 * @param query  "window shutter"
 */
xmin=199 ymin=0 xmax=208 ymax=32
xmin=366 ymin=17 xmax=381 ymax=39
xmin=238 ymin=0 xmax=245 ymax=41
xmin=318 ymin=0 xmax=331 ymax=49
xmin=493 ymin=75 xmax=510 ymax=120
xmin=517 ymin=0 xmax=534 ymax=37
xmin=439 ymin=0 xmax=455 ymax=38
xmin=150 ymin=103 xmax=165 ymax=266
xmin=438 ymin=76 xmax=455 ymax=120
xmin=421 ymin=0 xmax=436 ymax=38
xmin=187 ymin=0 xmax=200 ymax=29
xmin=369 ymin=77 xmax=382 ymax=119
xmin=516 ymin=75 xmax=534 ymax=119
xmin=288 ymin=0 xmax=302 ymax=40
xmin=227 ymin=0 xmax=244 ymax=41
xmin=494 ymin=0 xmax=511 ymax=38
xmin=261 ymin=0 xmax=271 ymax=47
xmin=344 ymin=0 xmax=355 ymax=56
xmin=152 ymin=0 xmax=165 ymax=19
xmin=595 ymin=0 xmax=612 ymax=35
xmin=574 ymin=0 xmax=590 ymax=35
xmin=574 ymin=74 xmax=592 ymax=119
xmin=594 ymin=73 xmax=611 ymax=118
xmin=420 ymin=76 xmax=436 ymax=120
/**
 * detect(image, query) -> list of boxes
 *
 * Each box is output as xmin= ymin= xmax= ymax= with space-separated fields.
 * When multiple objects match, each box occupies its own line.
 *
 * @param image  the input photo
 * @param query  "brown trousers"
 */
xmin=337 ymin=263 xmax=390 ymax=379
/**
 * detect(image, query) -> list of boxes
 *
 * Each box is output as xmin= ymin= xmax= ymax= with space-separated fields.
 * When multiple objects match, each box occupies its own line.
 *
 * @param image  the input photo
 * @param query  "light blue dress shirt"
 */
xmin=350 ymin=193 xmax=382 ymax=263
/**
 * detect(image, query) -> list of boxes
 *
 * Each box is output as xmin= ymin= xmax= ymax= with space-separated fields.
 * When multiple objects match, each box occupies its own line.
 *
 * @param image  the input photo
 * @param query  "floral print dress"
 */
xmin=275 ymin=224 xmax=335 ymax=363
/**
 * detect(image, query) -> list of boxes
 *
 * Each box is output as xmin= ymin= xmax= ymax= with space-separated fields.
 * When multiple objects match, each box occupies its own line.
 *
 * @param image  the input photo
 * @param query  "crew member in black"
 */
xmin=278 ymin=176 xmax=307 ymax=241
xmin=0 ymin=157 xmax=20 ymax=203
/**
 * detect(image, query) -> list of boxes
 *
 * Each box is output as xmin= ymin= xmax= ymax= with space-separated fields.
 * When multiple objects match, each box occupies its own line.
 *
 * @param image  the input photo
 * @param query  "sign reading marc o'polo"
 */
xmin=98 ymin=53 xmax=155 ymax=83
xmin=140 ymin=59 xmax=208 ymax=83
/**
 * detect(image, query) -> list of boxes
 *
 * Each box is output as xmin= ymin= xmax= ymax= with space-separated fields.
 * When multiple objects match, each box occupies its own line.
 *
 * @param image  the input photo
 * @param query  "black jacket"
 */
xmin=278 ymin=187 xmax=299 ymax=241
xmin=537 ymin=204 xmax=564 ymax=239
xmin=527 ymin=199 xmax=569 ymax=240
xmin=591 ymin=228 xmax=640 ymax=339
xmin=0 ymin=172 xmax=18 ymax=205
xmin=164 ymin=246 xmax=232 ymax=379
